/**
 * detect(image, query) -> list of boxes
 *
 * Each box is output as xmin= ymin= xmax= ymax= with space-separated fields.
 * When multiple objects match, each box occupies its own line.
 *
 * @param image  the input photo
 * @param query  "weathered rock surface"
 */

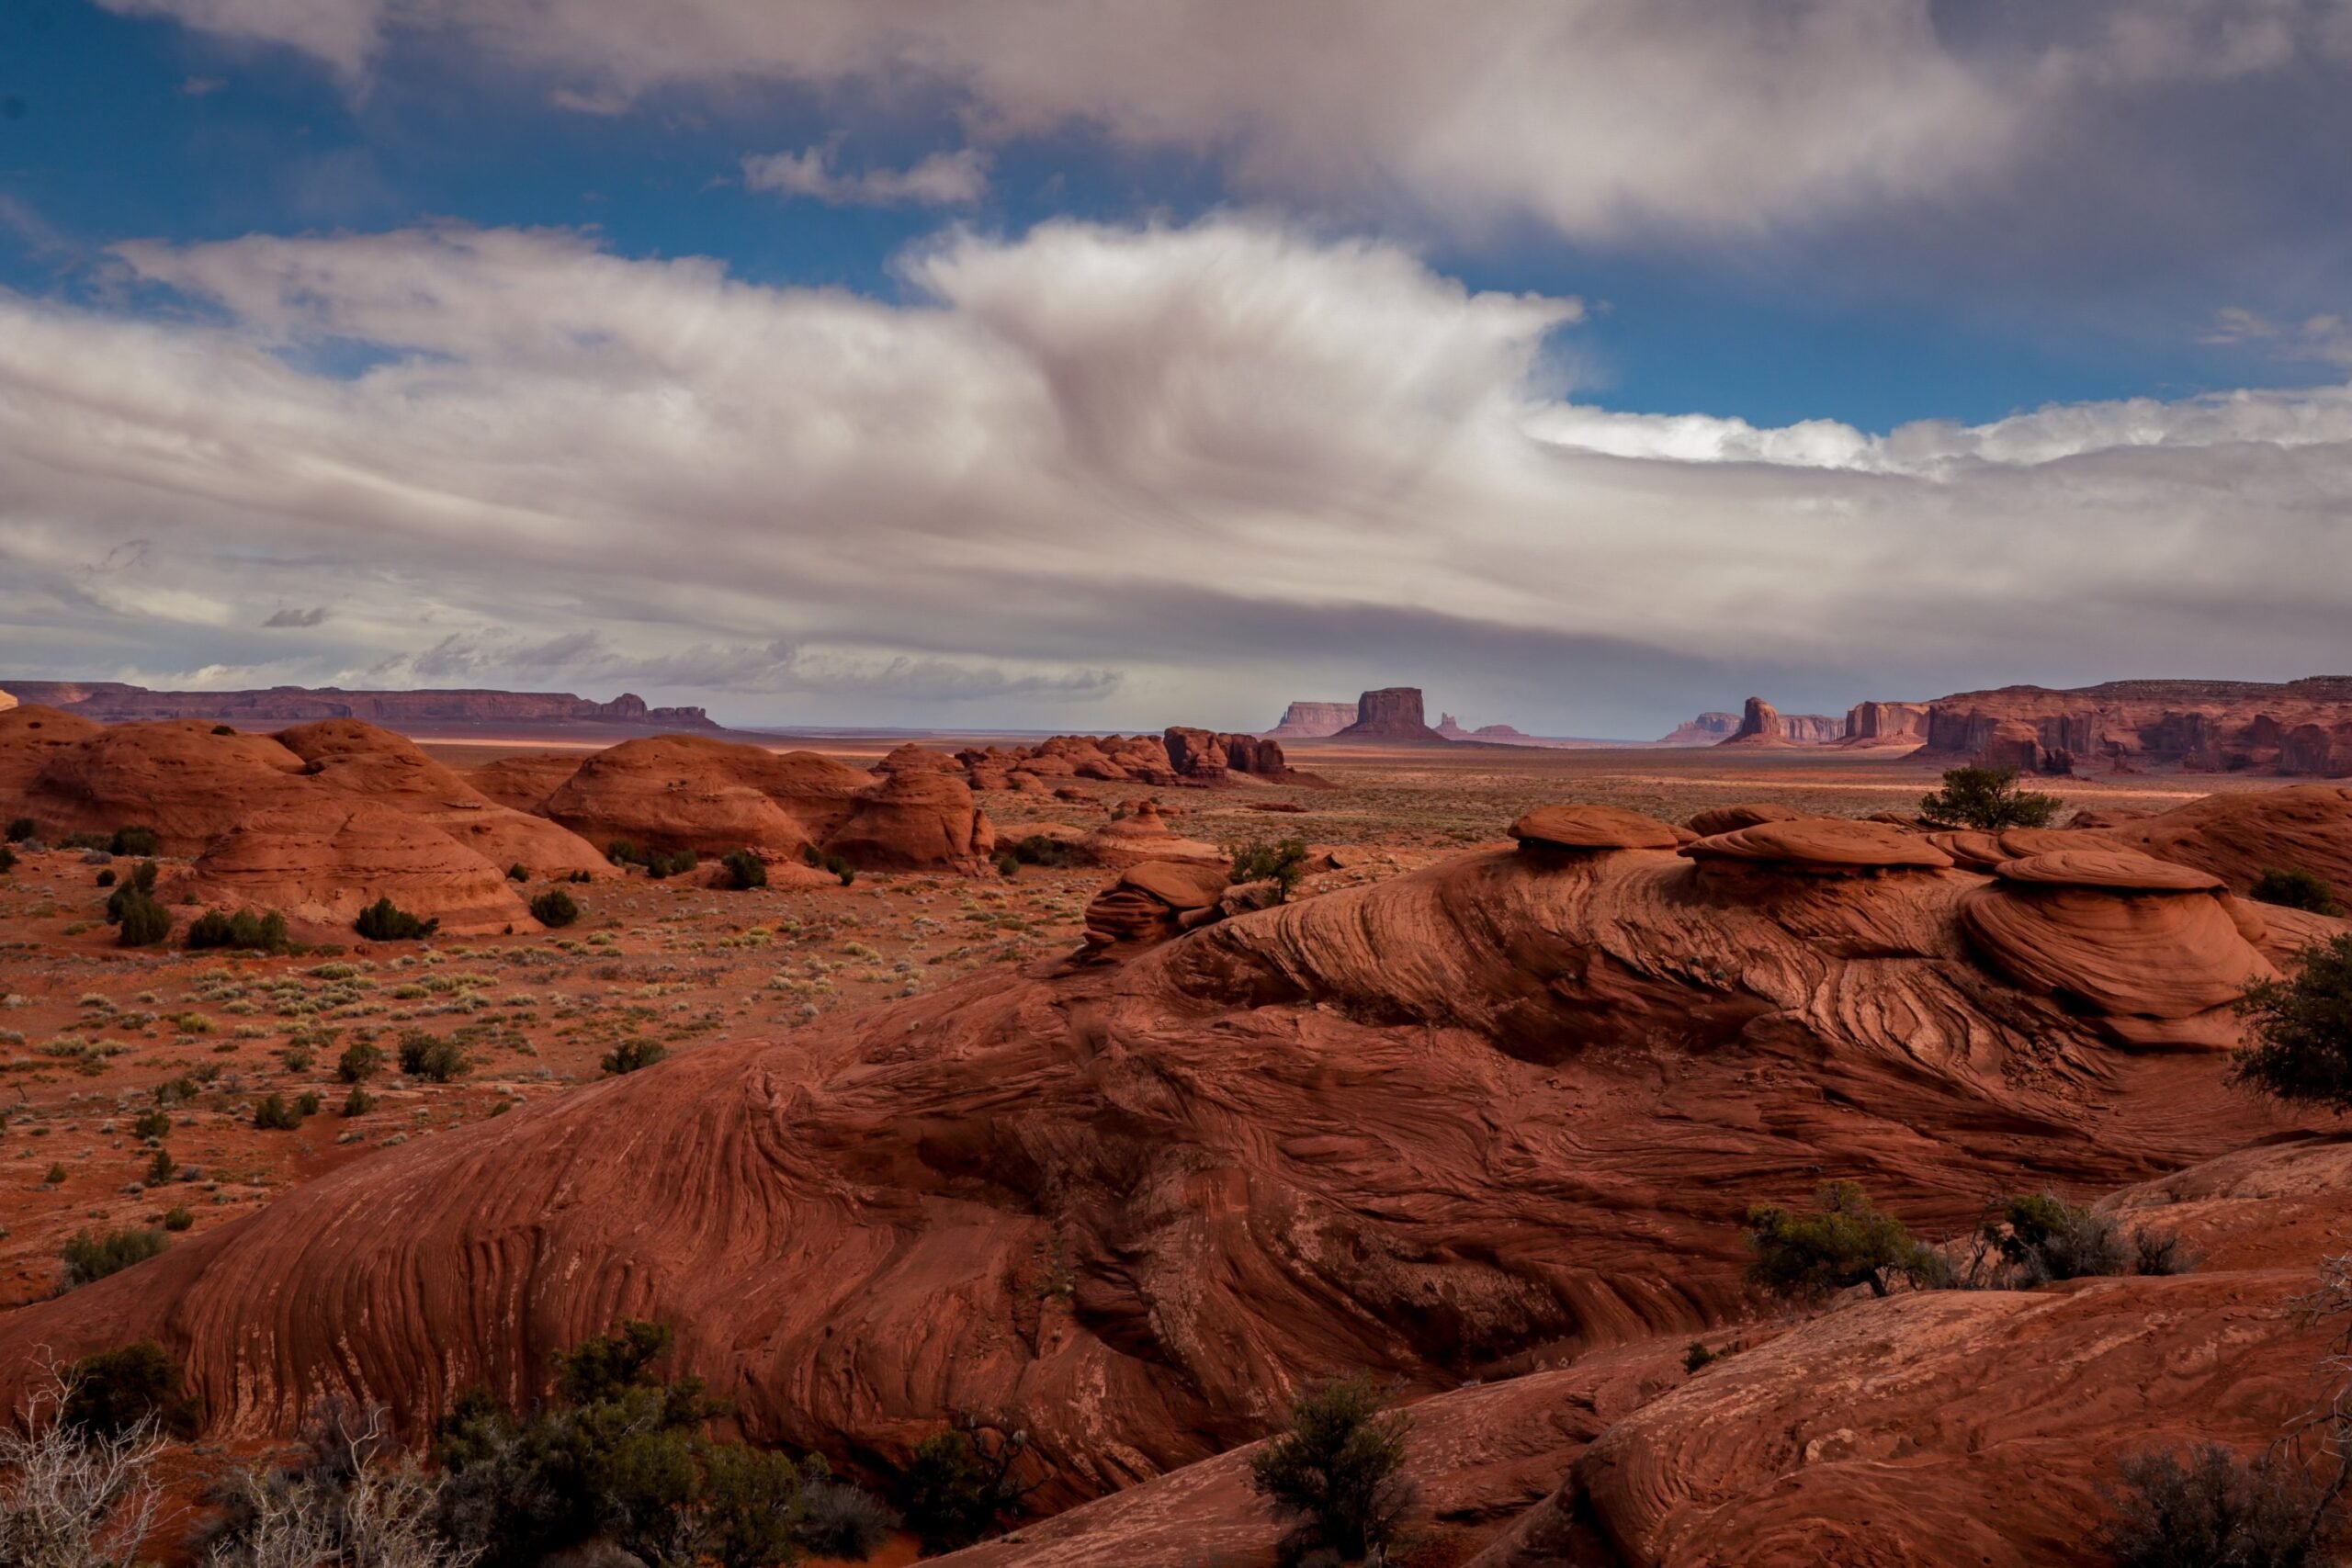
xmin=172 ymin=797 xmax=539 ymax=935
xmin=5 ymin=825 xmax=2319 ymax=1524
xmin=15 ymin=719 xmax=314 ymax=850
xmin=1079 ymin=800 xmax=1226 ymax=869
xmin=1683 ymin=803 xmax=1802 ymax=839
xmin=0 ymin=704 xmax=104 ymax=807
xmin=1332 ymin=687 xmax=1446 ymax=742
xmin=1838 ymin=699 xmax=1929 ymax=747
xmin=539 ymin=736 xmax=866 ymax=856
xmin=1921 ymin=676 xmax=2352 ymax=775
xmin=1262 ymin=702 xmax=1357 ymax=739
xmin=820 ymin=770 xmax=994 ymax=873
xmin=1717 ymin=697 xmax=1839 ymax=747
xmin=466 ymin=753 xmax=594 ymax=813
xmin=2104 ymin=784 xmax=2352 ymax=896
xmin=1 ymin=681 xmax=718 ymax=731
xmin=1510 ymin=806 xmax=1681 ymax=853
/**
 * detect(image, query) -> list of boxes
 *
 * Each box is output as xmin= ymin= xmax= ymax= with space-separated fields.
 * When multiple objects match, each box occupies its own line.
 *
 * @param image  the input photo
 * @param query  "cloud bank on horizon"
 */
xmin=4 ymin=1 xmax=2351 ymax=735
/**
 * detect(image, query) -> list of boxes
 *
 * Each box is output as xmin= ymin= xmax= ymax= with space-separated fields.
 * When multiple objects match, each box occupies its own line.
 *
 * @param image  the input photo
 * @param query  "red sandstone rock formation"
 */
xmin=172 ymin=798 xmax=540 ymax=936
xmin=2104 ymin=784 xmax=2352 ymax=895
xmin=820 ymin=769 xmax=994 ymax=873
xmin=1079 ymin=800 xmax=1225 ymax=869
xmin=539 ymin=735 xmax=867 ymax=855
xmin=1922 ymin=676 xmax=2352 ymax=776
xmin=1653 ymin=712 xmax=1743 ymax=747
xmin=8 ymin=815 xmax=2327 ymax=1526
xmin=1684 ymin=802 xmax=1803 ymax=838
xmin=13 ymin=719 xmax=316 ymax=850
xmin=0 ymin=704 xmax=104 ymax=807
xmin=1262 ymin=701 xmax=1357 ymax=739
xmin=1716 ymin=697 xmax=1839 ymax=747
xmin=1 ymin=680 xmax=718 ymax=731
xmin=465 ymin=753 xmax=592 ymax=813
xmin=1839 ymin=699 xmax=1929 ymax=748
xmin=1331 ymin=687 xmax=1446 ymax=741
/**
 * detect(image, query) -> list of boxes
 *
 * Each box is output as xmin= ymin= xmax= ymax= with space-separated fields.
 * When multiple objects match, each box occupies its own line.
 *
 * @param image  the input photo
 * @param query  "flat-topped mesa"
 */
xmin=1331 ymin=686 xmax=1446 ymax=741
xmin=1262 ymin=701 xmax=1357 ymax=739
xmin=1841 ymin=699 xmax=1929 ymax=747
xmin=1 ymin=681 xmax=719 ymax=731
xmin=1654 ymin=711 xmax=1742 ymax=747
xmin=1921 ymin=675 xmax=2352 ymax=776
xmin=1716 ymin=696 xmax=1840 ymax=746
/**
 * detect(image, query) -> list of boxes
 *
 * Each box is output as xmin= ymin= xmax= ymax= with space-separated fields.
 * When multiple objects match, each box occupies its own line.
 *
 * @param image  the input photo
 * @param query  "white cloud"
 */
xmin=4 ymin=216 xmax=2351 ymax=733
xmin=742 ymin=146 xmax=990 ymax=207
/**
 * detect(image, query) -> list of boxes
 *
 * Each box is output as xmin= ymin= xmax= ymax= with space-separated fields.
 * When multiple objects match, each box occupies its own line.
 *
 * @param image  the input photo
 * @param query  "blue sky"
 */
xmin=3 ymin=1 xmax=2350 ymax=734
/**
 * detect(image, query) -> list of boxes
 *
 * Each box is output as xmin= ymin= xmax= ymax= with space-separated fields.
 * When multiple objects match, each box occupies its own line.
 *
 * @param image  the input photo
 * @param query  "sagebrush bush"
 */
xmin=62 ymin=1226 xmax=168 ymax=1287
xmin=722 ymin=849 xmax=767 ymax=890
xmin=529 ymin=889 xmax=580 ymax=928
xmin=114 ymin=894 xmax=172 ymax=949
xmin=2233 ymin=934 xmax=2352 ymax=1112
xmin=1010 ymin=834 xmax=1083 ymax=870
xmin=1227 ymin=836 xmax=1312 ymax=898
xmin=107 ymin=826 xmax=161 ymax=857
xmin=253 ymin=1092 xmax=305 ymax=1131
xmin=1745 ymin=1181 xmax=1939 ymax=1299
xmin=398 ymin=1031 xmax=468 ymax=1082
xmin=336 ymin=1041 xmax=384 ymax=1083
xmin=185 ymin=908 xmax=289 ymax=953
xmin=1246 ymin=1375 xmax=1414 ymax=1566
xmin=601 ymin=1037 xmax=668 ymax=1076
xmin=63 ymin=1341 xmax=200 ymax=1440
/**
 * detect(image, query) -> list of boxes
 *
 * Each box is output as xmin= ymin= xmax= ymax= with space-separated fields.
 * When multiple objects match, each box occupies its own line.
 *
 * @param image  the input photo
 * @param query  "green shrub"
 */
xmin=1683 ymin=1341 xmax=1718 ymax=1373
xmin=115 ymin=892 xmax=173 ymax=948
xmin=336 ymin=1041 xmax=384 ymax=1083
xmin=722 ymin=849 xmax=767 ymax=891
xmin=185 ymin=908 xmax=289 ymax=953
xmin=2232 ymin=934 xmax=2352 ymax=1112
xmin=506 ymin=863 xmax=528 ymax=882
xmin=108 ymin=826 xmax=161 ymax=857
xmin=825 ymin=853 xmax=854 ymax=886
xmin=991 ymin=850 xmax=1019 ymax=876
xmin=900 ymin=1427 xmax=1038 ymax=1554
xmin=2097 ymin=1443 xmax=2339 ymax=1567
xmin=606 ymin=840 xmax=640 ymax=865
xmin=93 ymin=865 xmax=113 ymax=886
xmin=0 ymin=845 xmax=15 ymax=875
xmin=1990 ymin=1192 xmax=2130 ymax=1284
xmin=5 ymin=817 xmax=34 ymax=842
xmin=801 ymin=843 xmax=823 ymax=868
xmin=297 ymin=1090 xmax=322 ymax=1116
xmin=145 ymin=1148 xmax=175 ymax=1185
xmin=343 ymin=1086 xmax=376 ymax=1117
xmin=42 ymin=1162 xmax=66 ymax=1185
xmin=210 ymin=724 xmax=235 ymax=736
xmin=63 ymin=1340 xmax=201 ymax=1439
xmin=602 ymin=1037 xmax=669 ymax=1076
xmin=1227 ymin=836 xmax=1312 ymax=898
xmin=398 ymin=1030 xmax=468 ymax=1082
xmin=253 ymin=1092 xmax=305 ymax=1130
xmin=645 ymin=848 xmax=698 ymax=880
xmin=62 ymin=1226 xmax=168 ymax=1286
xmin=163 ymin=1205 xmax=194 ymax=1232
xmin=2252 ymin=867 xmax=2345 ymax=917
xmin=1010 ymin=834 xmax=1083 ymax=870
xmin=356 ymin=897 xmax=438 ymax=942
xmin=1918 ymin=765 xmax=2061 ymax=830
xmin=1744 ymin=1180 xmax=1939 ymax=1299
xmin=104 ymin=859 xmax=159 ymax=921
xmin=530 ymin=889 xmax=581 ymax=928
xmin=131 ymin=1107 xmax=171 ymax=1140
xmin=1246 ymin=1375 xmax=1415 ymax=1566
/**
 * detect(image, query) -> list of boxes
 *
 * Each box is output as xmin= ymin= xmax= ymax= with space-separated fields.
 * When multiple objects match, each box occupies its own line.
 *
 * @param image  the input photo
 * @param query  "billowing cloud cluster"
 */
xmin=4 ymin=215 xmax=2350 ymax=733
xmin=94 ymin=0 xmax=2352 ymax=247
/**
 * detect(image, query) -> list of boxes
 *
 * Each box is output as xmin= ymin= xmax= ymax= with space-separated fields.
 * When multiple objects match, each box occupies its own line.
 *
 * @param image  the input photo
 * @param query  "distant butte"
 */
xmin=1330 ymin=686 xmax=1448 ymax=741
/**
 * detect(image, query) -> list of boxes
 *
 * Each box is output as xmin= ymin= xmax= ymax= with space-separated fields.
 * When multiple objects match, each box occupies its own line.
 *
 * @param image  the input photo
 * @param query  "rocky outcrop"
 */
xmin=1840 ymin=699 xmax=1929 ymax=747
xmin=1331 ymin=687 xmax=1445 ymax=741
xmin=1654 ymin=712 xmax=1742 ymax=747
xmin=1438 ymin=715 xmax=1539 ymax=743
xmin=15 ymin=719 xmax=316 ymax=851
xmin=539 ymin=736 xmax=868 ymax=856
xmin=1921 ymin=676 xmax=2352 ymax=775
xmin=1717 ymin=697 xmax=1839 ymax=746
xmin=2 ymin=681 xmax=719 ymax=732
xmin=1262 ymin=702 xmax=1357 ymax=739
xmin=1079 ymin=800 xmax=1226 ymax=869
xmin=1079 ymin=861 xmax=1254 ymax=960
xmin=820 ymin=770 xmax=995 ymax=874
xmin=8 ymin=812 xmax=2324 ymax=1517
xmin=0 ymin=687 xmax=14 ymax=714
xmin=2103 ymin=784 xmax=2352 ymax=896
xmin=172 ymin=798 xmax=541 ymax=937
xmin=1161 ymin=728 xmax=1318 ymax=787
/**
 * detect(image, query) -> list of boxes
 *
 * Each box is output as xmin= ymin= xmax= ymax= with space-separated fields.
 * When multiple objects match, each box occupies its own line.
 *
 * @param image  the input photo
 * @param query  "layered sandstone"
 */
xmin=1654 ymin=712 xmax=1742 ymax=747
xmin=1717 ymin=696 xmax=1840 ymax=747
xmin=172 ymin=798 xmax=540 ymax=936
xmin=1840 ymin=699 xmax=1929 ymax=747
xmin=1262 ymin=701 xmax=1357 ymax=739
xmin=539 ymin=736 xmax=868 ymax=856
xmin=1919 ymin=676 xmax=2352 ymax=775
xmin=1331 ymin=687 xmax=1446 ymax=741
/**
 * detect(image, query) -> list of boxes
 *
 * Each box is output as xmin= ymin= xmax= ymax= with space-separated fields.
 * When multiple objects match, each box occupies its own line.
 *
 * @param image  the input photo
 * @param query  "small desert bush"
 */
xmin=63 ymin=1341 xmax=201 ymax=1440
xmin=185 ymin=908 xmax=289 ymax=953
xmin=356 ymin=897 xmax=438 ymax=942
xmin=108 ymin=826 xmax=161 ymax=857
xmin=601 ymin=1037 xmax=669 ymax=1076
xmin=1010 ymin=834 xmax=1084 ymax=870
xmin=505 ymin=863 xmax=528 ymax=882
xmin=5 ymin=817 xmax=35 ymax=842
xmin=163 ymin=1206 xmax=194 ymax=1232
xmin=1247 ymin=1374 xmax=1415 ymax=1566
xmin=2232 ymin=934 xmax=2352 ymax=1112
xmin=336 ymin=1041 xmax=384 ymax=1083
xmin=253 ymin=1092 xmax=306 ymax=1131
xmin=397 ymin=1030 xmax=468 ymax=1082
xmin=131 ymin=1107 xmax=171 ymax=1140
xmin=2252 ymin=867 xmax=2345 ymax=918
xmin=1227 ymin=836 xmax=1312 ymax=898
xmin=115 ymin=893 xmax=173 ymax=949
xmin=62 ymin=1226 xmax=168 ymax=1287
xmin=1919 ymin=764 xmax=2061 ymax=830
xmin=2097 ymin=1443 xmax=2339 ymax=1568
xmin=900 ymin=1427 xmax=1036 ymax=1555
xmin=722 ymin=849 xmax=767 ymax=890
xmin=1745 ymin=1180 xmax=1940 ymax=1299
xmin=0 ymin=845 xmax=15 ymax=875
xmin=529 ymin=889 xmax=580 ymax=928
